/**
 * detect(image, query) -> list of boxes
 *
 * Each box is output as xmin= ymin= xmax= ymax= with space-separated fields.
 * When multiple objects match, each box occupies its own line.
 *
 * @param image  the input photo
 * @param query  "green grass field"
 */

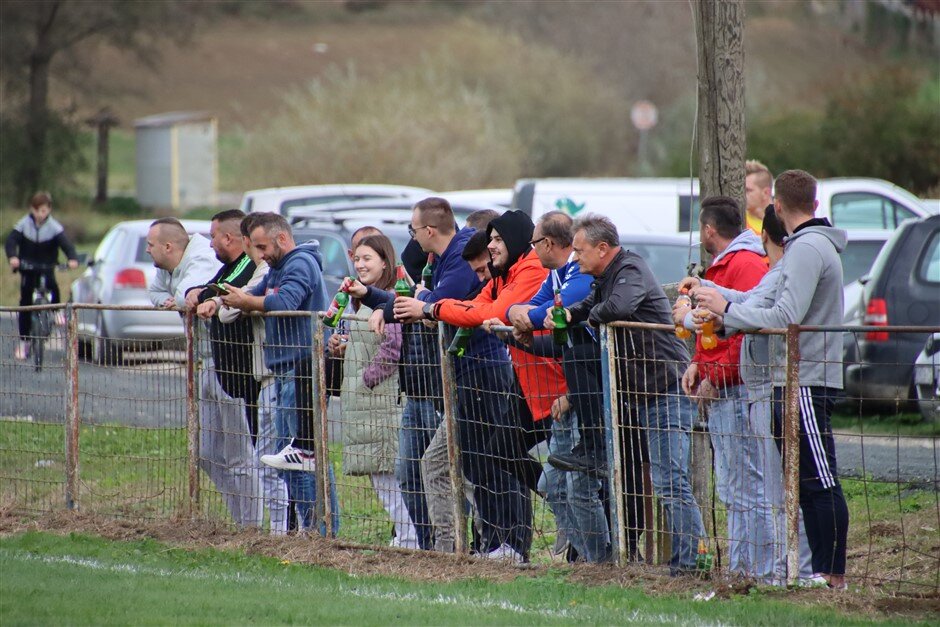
xmin=1 ymin=531 xmax=929 ymax=626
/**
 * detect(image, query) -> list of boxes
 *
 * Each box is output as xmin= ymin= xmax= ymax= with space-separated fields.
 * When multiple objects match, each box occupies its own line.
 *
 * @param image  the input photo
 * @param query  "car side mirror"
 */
xmin=858 ymin=274 xmax=870 ymax=286
xmin=75 ymin=252 xmax=90 ymax=266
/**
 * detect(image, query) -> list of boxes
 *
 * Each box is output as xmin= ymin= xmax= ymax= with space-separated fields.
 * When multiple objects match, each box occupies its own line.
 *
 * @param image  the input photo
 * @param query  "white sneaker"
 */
xmin=260 ymin=441 xmax=316 ymax=472
xmin=795 ymin=574 xmax=829 ymax=589
xmin=482 ymin=543 xmax=525 ymax=563
xmin=14 ymin=341 xmax=29 ymax=361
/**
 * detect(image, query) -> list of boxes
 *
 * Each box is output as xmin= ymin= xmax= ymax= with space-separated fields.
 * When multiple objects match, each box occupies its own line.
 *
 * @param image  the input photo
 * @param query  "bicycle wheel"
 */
xmin=32 ymin=335 xmax=44 ymax=371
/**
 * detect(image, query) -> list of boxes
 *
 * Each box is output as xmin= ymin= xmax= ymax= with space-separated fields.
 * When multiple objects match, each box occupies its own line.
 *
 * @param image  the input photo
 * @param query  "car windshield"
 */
xmin=621 ymin=240 xmax=699 ymax=285
xmin=842 ymin=239 xmax=887 ymax=285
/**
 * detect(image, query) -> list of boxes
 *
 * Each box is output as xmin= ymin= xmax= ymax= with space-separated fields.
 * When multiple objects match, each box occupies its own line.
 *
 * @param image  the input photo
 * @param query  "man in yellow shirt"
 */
xmin=745 ymin=160 xmax=774 ymax=235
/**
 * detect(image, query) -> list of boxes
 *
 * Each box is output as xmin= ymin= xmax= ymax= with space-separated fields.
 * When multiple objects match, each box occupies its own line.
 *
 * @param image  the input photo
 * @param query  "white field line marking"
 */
xmin=1 ymin=550 xmax=721 ymax=625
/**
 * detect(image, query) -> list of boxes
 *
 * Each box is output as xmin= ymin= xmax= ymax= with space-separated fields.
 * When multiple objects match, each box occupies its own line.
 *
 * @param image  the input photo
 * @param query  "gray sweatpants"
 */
xmin=420 ymin=419 xmax=478 ymax=553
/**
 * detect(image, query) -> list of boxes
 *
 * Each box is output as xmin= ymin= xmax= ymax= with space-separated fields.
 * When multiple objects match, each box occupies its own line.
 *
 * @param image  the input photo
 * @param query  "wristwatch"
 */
xmin=422 ymin=302 xmax=435 ymax=320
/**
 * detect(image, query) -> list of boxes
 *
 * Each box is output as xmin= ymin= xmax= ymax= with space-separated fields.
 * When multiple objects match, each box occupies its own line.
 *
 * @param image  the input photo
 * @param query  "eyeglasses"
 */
xmin=528 ymin=237 xmax=547 ymax=247
xmin=408 ymin=224 xmax=436 ymax=238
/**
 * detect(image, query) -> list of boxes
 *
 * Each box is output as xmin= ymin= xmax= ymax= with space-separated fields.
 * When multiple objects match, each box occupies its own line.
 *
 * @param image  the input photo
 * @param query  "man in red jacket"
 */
xmin=677 ymin=195 xmax=768 ymax=577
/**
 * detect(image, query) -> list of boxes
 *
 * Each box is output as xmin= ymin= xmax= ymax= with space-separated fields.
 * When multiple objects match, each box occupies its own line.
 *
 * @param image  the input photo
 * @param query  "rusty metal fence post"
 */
xmin=784 ymin=324 xmax=801 ymax=586
xmin=312 ymin=313 xmax=333 ymax=536
xmin=600 ymin=324 xmax=628 ymax=564
xmin=438 ymin=324 xmax=467 ymax=555
xmin=185 ymin=311 xmax=200 ymax=517
xmin=64 ymin=304 xmax=80 ymax=510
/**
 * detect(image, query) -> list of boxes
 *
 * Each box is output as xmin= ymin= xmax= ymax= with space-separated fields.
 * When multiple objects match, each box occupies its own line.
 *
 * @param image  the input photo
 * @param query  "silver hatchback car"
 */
xmin=70 ymin=219 xmax=211 ymax=362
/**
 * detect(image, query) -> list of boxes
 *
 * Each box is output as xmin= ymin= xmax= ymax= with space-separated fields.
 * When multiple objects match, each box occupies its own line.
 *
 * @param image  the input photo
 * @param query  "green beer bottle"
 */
xmin=324 ymin=277 xmax=352 ymax=328
xmin=551 ymin=289 xmax=569 ymax=345
xmin=394 ymin=263 xmax=411 ymax=297
xmin=446 ymin=327 xmax=473 ymax=357
xmin=422 ymin=253 xmax=434 ymax=289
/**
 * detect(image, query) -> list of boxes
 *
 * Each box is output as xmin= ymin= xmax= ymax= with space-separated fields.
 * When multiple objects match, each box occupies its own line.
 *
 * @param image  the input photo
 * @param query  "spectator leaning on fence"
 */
xmin=146 ymin=217 xmax=266 ymax=528
xmin=221 ymin=212 xmax=340 ymax=535
xmin=393 ymin=198 xmax=527 ymax=561
xmin=677 ymin=196 xmax=769 ymax=578
xmin=546 ymin=213 xmax=707 ymax=576
xmin=331 ymin=233 xmax=420 ymax=549
xmin=5 ymin=191 xmax=79 ymax=361
xmin=680 ymin=205 xmax=815 ymax=585
xmin=188 ymin=209 xmax=266 ymax=530
xmin=195 ymin=212 xmax=289 ymax=535
xmin=500 ymin=210 xmax=611 ymax=563
xmin=693 ymin=170 xmax=850 ymax=589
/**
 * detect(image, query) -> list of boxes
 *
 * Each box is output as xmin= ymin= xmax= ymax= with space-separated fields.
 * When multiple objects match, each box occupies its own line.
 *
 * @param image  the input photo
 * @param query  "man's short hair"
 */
xmin=539 ymin=211 xmax=574 ymax=247
xmin=211 ymin=208 xmax=246 ymax=223
xmin=150 ymin=217 xmax=189 ymax=247
xmin=465 ymin=209 xmax=500 ymax=231
xmin=239 ymin=213 xmax=258 ymax=238
xmin=461 ymin=229 xmax=491 ymax=261
xmin=30 ymin=191 xmax=52 ymax=209
xmin=350 ymin=225 xmax=382 ymax=248
xmin=249 ymin=212 xmax=293 ymax=239
xmin=774 ymin=170 xmax=817 ymax=214
xmin=745 ymin=159 xmax=773 ymax=190
xmin=414 ymin=197 xmax=455 ymax=235
xmin=762 ymin=205 xmax=787 ymax=247
xmin=572 ymin=213 xmax=619 ymax=248
xmin=699 ymin=196 xmax=743 ymax=240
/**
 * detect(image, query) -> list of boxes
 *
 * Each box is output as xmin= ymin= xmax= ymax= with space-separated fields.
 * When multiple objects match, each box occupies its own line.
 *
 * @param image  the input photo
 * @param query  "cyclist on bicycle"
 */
xmin=5 ymin=191 xmax=79 ymax=360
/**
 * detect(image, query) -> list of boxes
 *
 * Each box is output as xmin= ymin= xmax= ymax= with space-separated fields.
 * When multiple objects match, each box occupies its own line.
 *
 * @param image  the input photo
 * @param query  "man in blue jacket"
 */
xmin=221 ymin=212 xmax=339 ymax=534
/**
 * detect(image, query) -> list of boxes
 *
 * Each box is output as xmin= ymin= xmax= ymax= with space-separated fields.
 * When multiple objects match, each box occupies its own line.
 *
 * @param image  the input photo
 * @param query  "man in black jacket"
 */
xmin=187 ymin=209 xmax=262 ymax=528
xmin=546 ymin=213 xmax=706 ymax=575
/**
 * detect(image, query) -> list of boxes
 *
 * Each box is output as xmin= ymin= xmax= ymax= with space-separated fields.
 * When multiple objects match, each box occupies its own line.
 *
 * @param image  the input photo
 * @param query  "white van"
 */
xmin=240 ymin=184 xmax=433 ymax=216
xmin=510 ymin=177 xmax=935 ymax=234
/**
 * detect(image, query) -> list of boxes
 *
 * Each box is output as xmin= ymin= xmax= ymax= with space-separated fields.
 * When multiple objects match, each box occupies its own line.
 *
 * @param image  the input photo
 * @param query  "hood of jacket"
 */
xmin=274 ymin=240 xmax=324 ymax=271
xmin=786 ymin=219 xmax=847 ymax=253
xmin=486 ymin=210 xmax=534 ymax=280
xmin=711 ymin=229 xmax=766 ymax=266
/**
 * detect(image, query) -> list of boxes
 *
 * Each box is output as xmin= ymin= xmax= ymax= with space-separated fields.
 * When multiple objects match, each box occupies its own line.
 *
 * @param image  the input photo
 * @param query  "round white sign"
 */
xmin=631 ymin=100 xmax=658 ymax=131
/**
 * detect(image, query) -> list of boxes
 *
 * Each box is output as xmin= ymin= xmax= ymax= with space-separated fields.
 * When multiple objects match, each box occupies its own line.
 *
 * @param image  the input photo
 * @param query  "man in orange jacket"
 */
xmin=396 ymin=210 xmax=568 ymax=561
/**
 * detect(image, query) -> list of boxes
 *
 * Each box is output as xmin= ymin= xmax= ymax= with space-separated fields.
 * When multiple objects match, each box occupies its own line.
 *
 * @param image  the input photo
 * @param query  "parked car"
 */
xmin=438 ymin=189 xmax=513 ymax=208
xmin=622 ymin=233 xmax=701 ymax=285
xmin=913 ymin=332 xmax=940 ymax=422
xmin=239 ymin=184 xmax=432 ymax=216
xmin=843 ymin=215 xmax=940 ymax=409
xmin=510 ymin=177 xmax=937 ymax=237
xmin=287 ymin=197 xmax=505 ymax=223
xmin=292 ymin=216 xmax=414 ymax=297
xmin=69 ymin=219 xmax=212 ymax=363
xmin=841 ymin=230 xmax=894 ymax=322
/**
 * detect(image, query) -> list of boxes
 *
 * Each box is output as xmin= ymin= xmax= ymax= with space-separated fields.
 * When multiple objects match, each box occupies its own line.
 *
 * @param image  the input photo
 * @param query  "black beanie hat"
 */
xmin=485 ymin=210 xmax=535 ymax=278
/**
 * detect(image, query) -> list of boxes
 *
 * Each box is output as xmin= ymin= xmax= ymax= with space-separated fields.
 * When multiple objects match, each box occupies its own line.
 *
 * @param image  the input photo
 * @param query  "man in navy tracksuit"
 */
xmin=5 ymin=191 xmax=78 ymax=360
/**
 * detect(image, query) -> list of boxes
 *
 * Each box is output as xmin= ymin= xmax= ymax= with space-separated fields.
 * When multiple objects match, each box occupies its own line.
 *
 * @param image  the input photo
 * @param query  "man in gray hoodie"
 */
xmin=693 ymin=170 xmax=849 ymax=588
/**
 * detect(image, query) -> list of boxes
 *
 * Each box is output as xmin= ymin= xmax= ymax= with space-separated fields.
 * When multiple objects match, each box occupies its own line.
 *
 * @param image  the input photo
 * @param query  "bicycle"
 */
xmin=15 ymin=260 xmax=66 ymax=371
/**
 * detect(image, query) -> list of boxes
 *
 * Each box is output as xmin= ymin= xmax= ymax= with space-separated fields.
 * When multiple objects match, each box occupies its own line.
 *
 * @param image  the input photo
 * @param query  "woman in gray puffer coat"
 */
xmin=329 ymin=234 xmax=418 ymax=548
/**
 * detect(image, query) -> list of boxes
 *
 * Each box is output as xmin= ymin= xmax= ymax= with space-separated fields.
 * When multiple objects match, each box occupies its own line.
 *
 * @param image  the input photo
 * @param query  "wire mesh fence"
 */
xmin=0 ymin=304 xmax=936 ymax=592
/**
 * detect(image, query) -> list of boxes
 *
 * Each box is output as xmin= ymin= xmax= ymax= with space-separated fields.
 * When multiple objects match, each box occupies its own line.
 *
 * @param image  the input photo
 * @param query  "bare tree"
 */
xmin=0 ymin=0 xmax=198 ymax=201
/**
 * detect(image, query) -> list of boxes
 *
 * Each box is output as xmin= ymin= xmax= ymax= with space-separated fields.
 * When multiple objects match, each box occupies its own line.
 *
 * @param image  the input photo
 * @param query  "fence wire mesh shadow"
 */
xmin=1 ymin=303 xmax=937 ymax=593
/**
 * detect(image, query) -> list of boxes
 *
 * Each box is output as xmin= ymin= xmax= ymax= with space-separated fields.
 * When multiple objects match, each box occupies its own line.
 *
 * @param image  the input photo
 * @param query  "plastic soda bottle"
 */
xmin=675 ymin=288 xmax=692 ymax=340
xmin=446 ymin=328 xmax=473 ymax=357
xmin=422 ymin=253 xmax=434 ymax=289
xmin=324 ymin=277 xmax=352 ymax=328
xmin=695 ymin=539 xmax=714 ymax=572
xmin=700 ymin=309 xmax=718 ymax=350
xmin=394 ymin=263 xmax=411 ymax=297
xmin=551 ymin=289 xmax=569 ymax=345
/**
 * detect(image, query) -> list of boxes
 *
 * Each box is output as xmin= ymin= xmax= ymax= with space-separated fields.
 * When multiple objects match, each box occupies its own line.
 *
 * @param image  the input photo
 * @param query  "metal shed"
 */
xmin=134 ymin=111 xmax=218 ymax=210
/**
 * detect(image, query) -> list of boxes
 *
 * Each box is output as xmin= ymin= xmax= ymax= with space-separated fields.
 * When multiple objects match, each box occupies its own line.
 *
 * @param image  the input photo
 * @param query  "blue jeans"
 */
xmin=274 ymin=372 xmax=340 ymax=535
xmin=396 ymin=398 xmax=442 ymax=550
xmin=541 ymin=411 xmax=610 ymax=562
xmin=635 ymin=385 xmax=706 ymax=572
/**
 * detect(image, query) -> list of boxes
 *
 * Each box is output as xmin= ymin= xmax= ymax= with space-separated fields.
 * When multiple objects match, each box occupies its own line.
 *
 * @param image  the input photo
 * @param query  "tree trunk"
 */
xmin=694 ymin=0 xmax=746 ymax=267
xmin=20 ymin=3 xmax=59 ymax=201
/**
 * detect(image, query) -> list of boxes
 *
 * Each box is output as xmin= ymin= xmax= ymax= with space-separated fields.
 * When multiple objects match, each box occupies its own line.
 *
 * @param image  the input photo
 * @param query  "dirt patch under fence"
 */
xmin=1 ymin=509 xmax=937 ymax=622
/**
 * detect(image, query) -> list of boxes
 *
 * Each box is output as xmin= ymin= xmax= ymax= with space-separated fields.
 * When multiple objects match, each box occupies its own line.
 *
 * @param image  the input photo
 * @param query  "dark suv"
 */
xmin=844 ymin=214 xmax=940 ymax=408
